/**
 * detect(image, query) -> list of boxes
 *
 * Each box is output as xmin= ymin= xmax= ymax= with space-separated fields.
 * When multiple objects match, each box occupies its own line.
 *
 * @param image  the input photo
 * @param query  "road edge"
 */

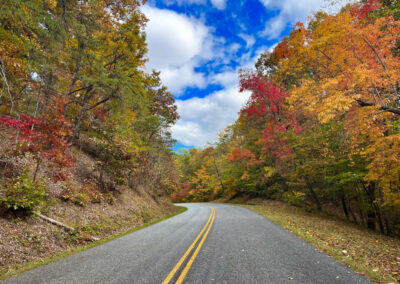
xmin=235 ymin=203 xmax=385 ymax=283
xmin=0 ymin=205 xmax=188 ymax=281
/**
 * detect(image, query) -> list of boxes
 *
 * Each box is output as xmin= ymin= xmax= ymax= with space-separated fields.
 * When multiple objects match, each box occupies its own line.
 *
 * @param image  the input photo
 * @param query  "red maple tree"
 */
xmin=0 ymin=98 xmax=75 ymax=181
xmin=239 ymin=71 xmax=302 ymax=159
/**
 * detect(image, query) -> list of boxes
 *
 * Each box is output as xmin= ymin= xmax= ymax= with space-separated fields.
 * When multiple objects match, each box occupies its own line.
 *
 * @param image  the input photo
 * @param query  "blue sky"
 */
xmin=142 ymin=0 xmax=349 ymax=149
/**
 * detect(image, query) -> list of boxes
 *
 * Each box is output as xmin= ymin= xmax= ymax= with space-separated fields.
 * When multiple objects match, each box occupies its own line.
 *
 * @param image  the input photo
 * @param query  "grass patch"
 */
xmin=237 ymin=200 xmax=400 ymax=284
xmin=0 ymin=205 xmax=187 ymax=281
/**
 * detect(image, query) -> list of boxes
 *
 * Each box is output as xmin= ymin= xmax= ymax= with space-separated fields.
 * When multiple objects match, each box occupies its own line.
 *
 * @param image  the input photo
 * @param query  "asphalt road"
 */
xmin=4 ymin=203 xmax=371 ymax=284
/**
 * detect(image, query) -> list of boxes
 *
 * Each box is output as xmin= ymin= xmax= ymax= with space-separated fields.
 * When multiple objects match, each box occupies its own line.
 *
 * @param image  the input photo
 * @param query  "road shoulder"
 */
xmin=237 ymin=200 xmax=400 ymax=283
xmin=0 ymin=205 xmax=187 ymax=281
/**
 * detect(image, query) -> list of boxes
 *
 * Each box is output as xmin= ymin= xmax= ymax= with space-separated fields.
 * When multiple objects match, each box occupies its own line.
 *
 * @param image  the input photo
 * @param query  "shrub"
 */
xmin=282 ymin=191 xmax=306 ymax=207
xmin=104 ymin=192 xmax=116 ymax=204
xmin=62 ymin=179 xmax=111 ymax=206
xmin=0 ymin=171 xmax=47 ymax=214
xmin=62 ymin=190 xmax=91 ymax=206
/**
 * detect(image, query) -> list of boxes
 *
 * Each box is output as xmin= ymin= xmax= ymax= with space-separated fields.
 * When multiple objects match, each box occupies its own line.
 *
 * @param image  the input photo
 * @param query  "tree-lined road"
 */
xmin=4 ymin=203 xmax=370 ymax=284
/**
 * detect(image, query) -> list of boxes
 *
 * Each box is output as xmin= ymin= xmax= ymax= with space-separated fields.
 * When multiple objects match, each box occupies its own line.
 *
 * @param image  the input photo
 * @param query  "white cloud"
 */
xmin=172 ymin=50 xmax=261 ymax=147
xmin=172 ymin=86 xmax=250 ymax=147
xmin=239 ymin=33 xmax=256 ymax=48
xmin=210 ymin=70 xmax=238 ymax=87
xmin=145 ymin=2 xmax=324 ymax=147
xmin=143 ymin=4 xmax=254 ymax=147
xmin=143 ymin=6 xmax=215 ymax=94
xmin=210 ymin=0 xmax=227 ymax=10
xmin=160 ymin=64 xmax=207 ymax=92
xmin=267 ymin=43 xmax=277 ymax=53
xmin=259 ymin=0 xmax=353 ymax=39
xmin=161 ymin=0 xmax=206 ymax=5
xmin=159 ymin=0 xmax=226 ymax=9
xmin=230 ymin=42 xmax=241 ymax=52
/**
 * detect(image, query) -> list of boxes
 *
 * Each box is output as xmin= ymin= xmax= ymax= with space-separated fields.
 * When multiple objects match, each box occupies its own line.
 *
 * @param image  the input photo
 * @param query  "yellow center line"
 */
xmin=175 ymin=207 xmax=216 ymax=284
xmin=162 ymin=207 xmax=215 ymax=284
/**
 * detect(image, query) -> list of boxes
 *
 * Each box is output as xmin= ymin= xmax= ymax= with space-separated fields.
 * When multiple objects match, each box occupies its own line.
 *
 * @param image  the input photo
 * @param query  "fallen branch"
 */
xmin=36 ymin=213 xmax=74 ymax=232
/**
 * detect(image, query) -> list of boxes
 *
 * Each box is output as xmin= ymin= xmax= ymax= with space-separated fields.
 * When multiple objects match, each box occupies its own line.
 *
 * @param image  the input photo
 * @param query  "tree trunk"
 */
xmin=68 ymin=87 xmax=92 ymax=143
xmin=378 ymin=186 xmax=391 ymax=235
xmin=305 ymin=177 xmax=322 ymax=210
xmin=340 ymin=189 xmax=350 ymax=221
xmin=366 ymin=211 xmax=376 ymax=230
xmin=33 ymin=159 xmax=41 ymax=181
xmin=347 ymin=198 xmax=358 ymax=224
xmin=212 ymin=154 xmax=225 ymax=194
xmin=359 ymin=209 xmax=367 ymax=227
xmin=363 ymin=182 xmax=385 ymax=233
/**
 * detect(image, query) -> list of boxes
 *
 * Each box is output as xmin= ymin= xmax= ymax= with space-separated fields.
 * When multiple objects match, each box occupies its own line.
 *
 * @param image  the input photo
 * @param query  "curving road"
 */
xmin=3 ymin=203 xmax=370 ymax=284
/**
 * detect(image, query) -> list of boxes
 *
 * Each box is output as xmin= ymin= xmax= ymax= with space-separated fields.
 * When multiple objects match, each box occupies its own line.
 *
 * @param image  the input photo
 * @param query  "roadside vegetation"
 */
xmin=173 ymin=0 xmax=400 ymax=237
xmin=1 ymin=0 xmax=400 ymax=281
xmin=0 ymin=206 xmax=186 ymax=280
xmin=173 ymin=2 xmax=400 ymax=281
xmin=0 ymin=0 xmax=180 ymax=275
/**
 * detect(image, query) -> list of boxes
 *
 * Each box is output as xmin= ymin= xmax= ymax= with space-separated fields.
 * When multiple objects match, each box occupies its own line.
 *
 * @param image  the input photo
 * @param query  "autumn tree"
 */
xmin=0 ymin=0 xmax=180 ymax=209
xmin=174 ymin=0 xmax=400 ymax=235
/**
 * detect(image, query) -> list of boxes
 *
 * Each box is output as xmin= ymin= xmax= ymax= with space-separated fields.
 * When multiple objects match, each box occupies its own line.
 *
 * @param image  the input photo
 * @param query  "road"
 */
xmin=4 ymin=203 xmax=370 ymax=284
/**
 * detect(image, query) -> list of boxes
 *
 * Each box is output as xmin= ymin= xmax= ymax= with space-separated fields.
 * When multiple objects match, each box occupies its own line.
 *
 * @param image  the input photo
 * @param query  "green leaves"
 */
xmin=0 ymin=171 xmax=48 ymax=214
xmin=0 ymin=0 xmax=179 ymax=210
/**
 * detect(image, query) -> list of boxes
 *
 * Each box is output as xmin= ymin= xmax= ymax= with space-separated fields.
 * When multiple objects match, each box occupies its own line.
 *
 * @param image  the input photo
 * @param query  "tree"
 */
xmin=0 ymin=98 xmax=74 ymax=181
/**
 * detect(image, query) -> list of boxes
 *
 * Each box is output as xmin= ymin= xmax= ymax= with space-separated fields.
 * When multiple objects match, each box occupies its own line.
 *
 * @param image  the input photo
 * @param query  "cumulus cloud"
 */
xmin=210 ymin=70 xmax=238 ymax=88
xmin=172 ymin=49 xmax=262 ymax=147
xmin=172 ymin=86 xmax=250 ymax=147
xmin=143 ymin=6 xmax=215 ymax=94
xmin=143 ymin=4 xmax=255 ymax=147
xmin=147 ymin=1 xmax=334 ymax=147
xmin=260 ymin=0 xmax=353 ymax=39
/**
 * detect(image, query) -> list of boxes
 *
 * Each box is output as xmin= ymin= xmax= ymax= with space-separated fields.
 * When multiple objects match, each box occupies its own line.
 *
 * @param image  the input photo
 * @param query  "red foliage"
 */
xmin=273 ymin=41 xmax=291 ymax=60
xmin=171 ymin=183 xmax=190 ymax=202
xmin=150 ymin=88 xmax=179 ymax=124
xmin=92 ymin=107 xmax=108 ymax=123
xmin=352 ymin=0 xmax=381 ymax=19
xmin=239 ymin=71 xmax=302 ymax=160
xmin=0 ymin=99 xmax=75 ymax=181
xmin=239 ymin=71 xmax=288 ymax=116
xmin=228 ymin=148 xmax=261 ymax=168
xmin=228 ymin=148 xmax=253 ymax=162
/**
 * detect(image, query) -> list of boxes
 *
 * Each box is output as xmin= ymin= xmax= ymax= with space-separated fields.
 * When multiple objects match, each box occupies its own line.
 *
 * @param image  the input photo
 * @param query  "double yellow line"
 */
xmin=163 ymin=207 xmax=216 ymax=284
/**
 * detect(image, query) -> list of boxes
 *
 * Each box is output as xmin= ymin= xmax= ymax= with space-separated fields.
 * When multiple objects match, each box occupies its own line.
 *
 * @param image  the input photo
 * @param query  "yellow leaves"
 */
xmin=47 ymin=0 xmax=57 ymax=10
xmin=345 ymin=111 xmax=400 ymax=198
xmin=65 ymin=37 xmax=79 ymax=50
xmin=284 ymin=9 xmax=400 ymax=139
xmin=264 ymin=166 xmax=276 ymax=178
xmin=290 ymin=75 xmax=357 ymax=123
xmin=344 ymin=106 xmax=388 ymax=149
xmin=361 ymin=134 xmax=400 ymax=199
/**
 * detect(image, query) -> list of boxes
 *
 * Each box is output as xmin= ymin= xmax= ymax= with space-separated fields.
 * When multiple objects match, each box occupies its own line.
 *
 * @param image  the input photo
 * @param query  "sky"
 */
xmin=142 ymin=0 xmax=350 ymax=149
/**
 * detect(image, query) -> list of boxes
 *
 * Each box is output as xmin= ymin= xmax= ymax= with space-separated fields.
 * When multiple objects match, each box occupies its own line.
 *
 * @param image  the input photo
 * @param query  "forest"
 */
xmin=0 ymin=0 xmax=399 ymax=238
xmin=0 ymin=0 xmax=180 ymax=211
xmin=173 ymin=0 xmax=400 ymax=236
xmin=1 ymin=0 xmax=400 ymax=281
